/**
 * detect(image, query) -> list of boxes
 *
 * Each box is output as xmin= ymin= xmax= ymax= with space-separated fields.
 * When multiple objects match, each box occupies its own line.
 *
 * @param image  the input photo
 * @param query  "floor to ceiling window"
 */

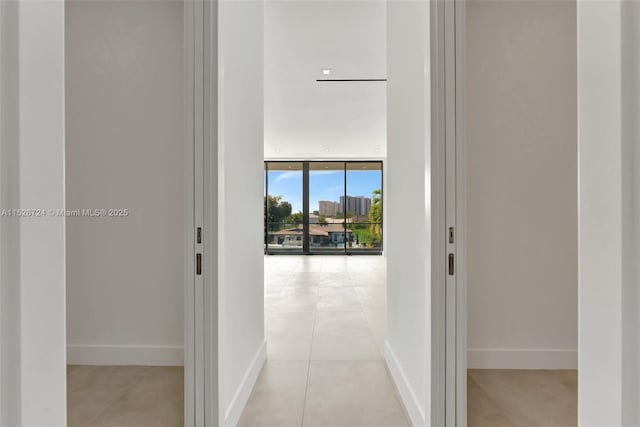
xmin=265 ymin=161 xmax=304 ymax=254
xmin=264 ymin=161 xmax=383 ymax=255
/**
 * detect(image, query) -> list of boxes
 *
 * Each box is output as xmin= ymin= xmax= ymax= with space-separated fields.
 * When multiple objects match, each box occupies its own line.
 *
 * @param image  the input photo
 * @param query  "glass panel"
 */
xmin=346 ymin=162 xmax=383 ymax=253
xmin=265 ymin=162 xmax=304 ymax=253
xmin=309 ymin=162 xmax=346 ymax=253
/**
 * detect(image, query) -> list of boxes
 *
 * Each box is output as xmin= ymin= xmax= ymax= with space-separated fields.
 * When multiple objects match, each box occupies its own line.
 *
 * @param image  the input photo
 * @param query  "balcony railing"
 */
xmin=264 ymin=221 xmax=382 ymax=254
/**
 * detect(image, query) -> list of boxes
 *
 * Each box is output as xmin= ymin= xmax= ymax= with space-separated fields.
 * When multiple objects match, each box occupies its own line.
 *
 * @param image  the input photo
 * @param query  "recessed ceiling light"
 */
xmin=322 ymin=68 xmax=331 ymax=75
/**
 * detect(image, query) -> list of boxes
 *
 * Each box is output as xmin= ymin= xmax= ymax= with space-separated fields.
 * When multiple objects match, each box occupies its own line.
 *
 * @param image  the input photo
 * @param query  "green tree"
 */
xmin=264 ymin=195 xmax=292 ymax=230
xmin=348 ymin=221 xmax=372 ymax=246
xmin=368 ymin=189 xmax=382 ymax=246
xmin=286 ymin=211 xmax=303 ymax=224
xmin=318 ymin=215 xmax=328 ymax=225
xmin=335 ymin=212 xmax=352 ymax=219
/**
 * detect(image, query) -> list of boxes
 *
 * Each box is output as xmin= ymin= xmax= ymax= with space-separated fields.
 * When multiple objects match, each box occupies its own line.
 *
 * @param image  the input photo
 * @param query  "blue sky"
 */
xmin=266 ymin=170 xmax=381 ymax=214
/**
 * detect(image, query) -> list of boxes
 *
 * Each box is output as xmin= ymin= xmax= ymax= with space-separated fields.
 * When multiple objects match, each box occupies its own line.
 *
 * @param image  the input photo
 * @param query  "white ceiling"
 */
xmin=264 ymin=0 xmax=387 ymax=159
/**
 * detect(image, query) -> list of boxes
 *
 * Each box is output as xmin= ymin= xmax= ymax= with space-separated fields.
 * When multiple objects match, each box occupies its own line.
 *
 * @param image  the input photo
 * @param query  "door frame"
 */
xmin=185 ymin=0 xmax=467 ymax=424
xmin=452 ymin=0 xmax=466 ymax=424
xmin=450 ymin=0 xmax=467 ymax=424
xmin=185 ymin=0 xmax=218 ymax=425
xmin=432 ymin=0 xmax=466 ymax=425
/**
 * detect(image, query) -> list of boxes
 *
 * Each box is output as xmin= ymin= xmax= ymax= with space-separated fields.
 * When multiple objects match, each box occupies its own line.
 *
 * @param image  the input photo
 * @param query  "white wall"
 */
xmin=465 ymin=0 xmax=578 ymax=369
xmin=264 ymin=0 xmax=386 ymax=159
xmin=385 ymin=1 xmax=431 ymax=426
xmin=65 ymin=0 xmax=185 ymax=365
xmin=218 ymin=0 xmax=265 ymax=425
xmin=578 ymin=0 xmax=640 ymax=424
xmin=0 ymin=1 xmax=67 ymax=425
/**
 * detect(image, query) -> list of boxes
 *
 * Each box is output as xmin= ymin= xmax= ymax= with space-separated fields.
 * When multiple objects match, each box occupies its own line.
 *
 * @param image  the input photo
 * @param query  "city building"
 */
xmin=318 ymin=200 xmax=340 ymax=216
xmin=339 ymin=195 xmax=372 ymax=216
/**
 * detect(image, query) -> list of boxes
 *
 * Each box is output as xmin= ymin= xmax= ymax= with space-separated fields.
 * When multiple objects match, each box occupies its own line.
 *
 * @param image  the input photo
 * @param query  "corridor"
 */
xmin=238 ymin=255 xmax=409 ymax=427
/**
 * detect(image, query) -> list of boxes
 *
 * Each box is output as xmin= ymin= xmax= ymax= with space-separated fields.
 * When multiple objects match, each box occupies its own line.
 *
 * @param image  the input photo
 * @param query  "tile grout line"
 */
xmin=299 ymin=269 xmax=320 ymax=427
xmin=353 ymin=270 xmax=387 ymax=360
xmin=299 ymin=342 xmax=313 ymax=426
xmin=354 ymin=267 xmax=411 ymax=425
xmin=265 ymin=258 xmax=392 ymax=426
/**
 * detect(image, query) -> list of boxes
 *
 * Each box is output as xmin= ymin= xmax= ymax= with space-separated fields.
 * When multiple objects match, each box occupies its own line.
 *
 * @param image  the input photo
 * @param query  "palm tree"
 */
xmin=368 ymin=189 xmax=382 ymax=244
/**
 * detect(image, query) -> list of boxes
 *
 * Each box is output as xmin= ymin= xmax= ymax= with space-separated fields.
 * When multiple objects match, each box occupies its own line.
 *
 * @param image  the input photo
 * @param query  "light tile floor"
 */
xmin=66 ymin=255 xmax=577 ymax=426
xmin=237 ymin=255 xmax=409 ymax=427
xmin=67 ymin=365 xmax=183 ymax=427
xmin=468 ymin=369 xmax=577 ymax=427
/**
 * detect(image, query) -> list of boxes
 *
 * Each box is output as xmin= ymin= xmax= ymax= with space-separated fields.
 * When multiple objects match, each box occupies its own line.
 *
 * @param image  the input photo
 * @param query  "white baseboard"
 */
xmin=467 ymin=348 xmax=577 ymax=369
xmin=384 ymin=341 xmax=427 ymax=427
xmin=222 ymin=340 xmax=267 ymax=427
xmin=67 ymin=344 xmax=184 ymax=366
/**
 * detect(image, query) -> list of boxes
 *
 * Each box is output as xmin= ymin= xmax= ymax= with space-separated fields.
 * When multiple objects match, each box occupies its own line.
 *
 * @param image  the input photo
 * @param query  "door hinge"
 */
xmin=196 ymin=227 xmax=202 ymax=244
xmin=448 ymin=253 xmax=455 ymax=276
xmin=196 ymin=253 xmax=202 ymax=275
xmin=449 ymin=226 xmax=455 ymax=244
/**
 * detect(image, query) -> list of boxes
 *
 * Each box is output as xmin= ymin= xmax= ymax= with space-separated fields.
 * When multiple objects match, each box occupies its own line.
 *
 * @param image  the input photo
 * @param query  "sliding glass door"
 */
xmin=309 ymin=162 xmax=346 ymax=254
xmin=265 ymin=161 xmax=382 ymax=255
xmin=346 ymin=162 xmax=383 ymax=254
xmin=265 ymin=162 xmax=304 ymax=254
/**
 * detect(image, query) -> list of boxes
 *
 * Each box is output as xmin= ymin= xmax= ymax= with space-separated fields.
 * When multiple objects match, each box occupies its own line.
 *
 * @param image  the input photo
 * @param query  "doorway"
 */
xmin=454 ymin=0 xmax=580 ymax=425
xmin=232 ymin=0 xmax=412 ymax=424
xmin=64 ymin=1 xmax=186 ymax=426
